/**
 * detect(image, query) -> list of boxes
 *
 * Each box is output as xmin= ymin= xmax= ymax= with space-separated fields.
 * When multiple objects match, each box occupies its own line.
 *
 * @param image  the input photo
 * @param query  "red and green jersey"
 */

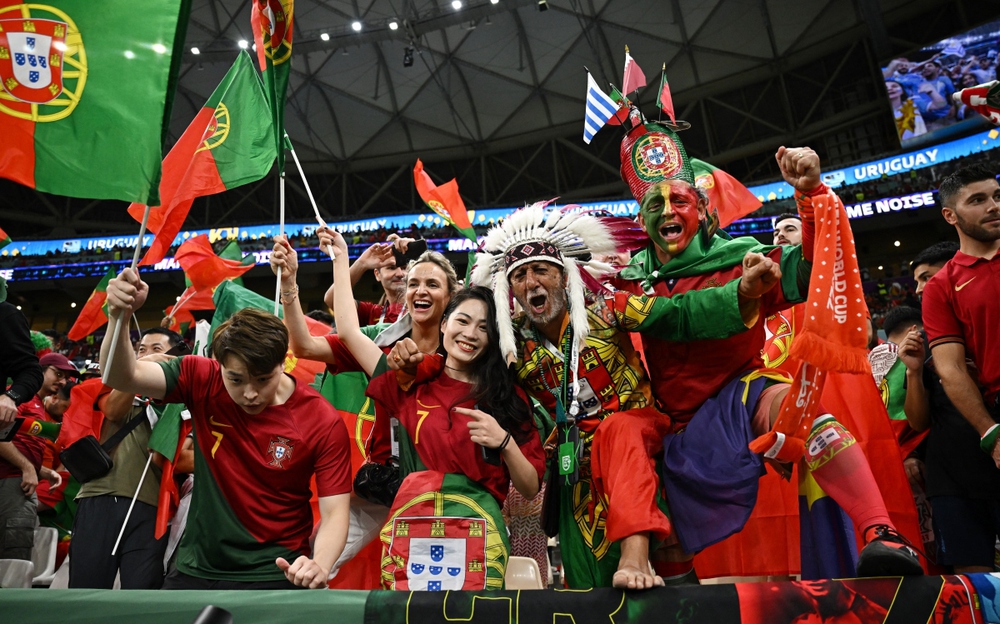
xmin=358 ymin=300 xmax=403 ymax=327
xmin=0 ymin=1 xmax=190 ymax=205
xmin=158 ymin=355 xmax=351 ymax=581
xmin=366 ymin=358 xmax=545 ymax=505
xmin=0 ymin=395 xmax=46 ymax=479
xmin=616 ymin=239 xmax=806 ymax=423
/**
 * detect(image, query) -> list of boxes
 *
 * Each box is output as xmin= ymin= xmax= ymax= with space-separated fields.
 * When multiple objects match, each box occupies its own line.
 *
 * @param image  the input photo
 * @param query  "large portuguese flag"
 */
xmin=128 ymin=51 xmax=277 ymax=266
xmin=0 ymin=0 xmax=191 ymax=204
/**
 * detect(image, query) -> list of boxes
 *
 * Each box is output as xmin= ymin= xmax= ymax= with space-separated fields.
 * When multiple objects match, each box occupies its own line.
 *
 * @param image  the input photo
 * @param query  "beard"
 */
xmin=956 ymin=212 xmax=1000 ymax=243
xmin=523 ymin=286 xmax=567 ymax=327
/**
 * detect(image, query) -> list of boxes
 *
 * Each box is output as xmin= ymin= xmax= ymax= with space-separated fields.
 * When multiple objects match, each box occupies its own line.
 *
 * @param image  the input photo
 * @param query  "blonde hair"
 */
xmin=407 ymin=251 xmax=459 ymax=295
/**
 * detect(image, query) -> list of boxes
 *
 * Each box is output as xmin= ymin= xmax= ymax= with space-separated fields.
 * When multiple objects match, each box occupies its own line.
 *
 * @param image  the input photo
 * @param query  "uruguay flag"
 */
xmin=583 ymin=73 xmax=619 ymax=144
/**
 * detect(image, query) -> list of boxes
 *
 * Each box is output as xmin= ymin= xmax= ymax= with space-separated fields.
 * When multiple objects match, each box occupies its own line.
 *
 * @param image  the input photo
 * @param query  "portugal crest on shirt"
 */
xmin=267 ymin=436 xmax=293 ymax=468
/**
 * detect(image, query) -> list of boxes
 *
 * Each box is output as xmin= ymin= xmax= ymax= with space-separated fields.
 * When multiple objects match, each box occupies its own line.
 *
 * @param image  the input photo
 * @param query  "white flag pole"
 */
xmin=102 ymin=205 xmax=150 ymax=384
xmin=274 ymin=171 xmax=286 ymax=315
xmin=111 ymin=452 xmax=152 ymax=556
xmin=286 ymin=134 xmax=327 ymax=229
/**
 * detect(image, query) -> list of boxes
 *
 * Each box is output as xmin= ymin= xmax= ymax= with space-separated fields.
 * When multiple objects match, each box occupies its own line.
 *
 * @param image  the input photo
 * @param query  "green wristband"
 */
xmin=981 ymin=424 xmax=1000 ymax=455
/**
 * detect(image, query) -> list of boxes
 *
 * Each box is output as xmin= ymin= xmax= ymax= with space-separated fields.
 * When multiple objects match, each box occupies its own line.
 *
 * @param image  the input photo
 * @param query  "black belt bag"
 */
xmin=59 ymin=413 xmax=145 ymax=484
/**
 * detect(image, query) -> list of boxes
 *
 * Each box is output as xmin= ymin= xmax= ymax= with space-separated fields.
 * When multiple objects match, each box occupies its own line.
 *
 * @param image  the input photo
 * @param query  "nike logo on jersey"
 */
xmin=955 ymin=277 xmax=976 ymax=291
xmin=209 ymin=415 xmax=232 ymax=428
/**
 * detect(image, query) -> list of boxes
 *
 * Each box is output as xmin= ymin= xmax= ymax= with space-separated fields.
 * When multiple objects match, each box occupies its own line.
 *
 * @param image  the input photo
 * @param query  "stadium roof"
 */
xmin=1 ymin=0 xmax=994 ymax=236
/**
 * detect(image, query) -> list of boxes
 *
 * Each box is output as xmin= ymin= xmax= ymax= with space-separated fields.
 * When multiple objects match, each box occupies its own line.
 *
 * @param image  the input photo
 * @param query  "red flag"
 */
xmin=622 ymin=46 xmax=647 ymax=95
xmin=692 ymin=160 xmax=763 ymax=227
xmin=67 ymin=268 xmax=116 ymax=341
xmin=56 ymin=379 xmax=107 ymax=449
xmin=413 ymin=160 xmax=477 ymax=242
xmin=657 ymin=64 xmax=675 ymax=124
xmin=174 ymin=235 xmax=255 ymax=292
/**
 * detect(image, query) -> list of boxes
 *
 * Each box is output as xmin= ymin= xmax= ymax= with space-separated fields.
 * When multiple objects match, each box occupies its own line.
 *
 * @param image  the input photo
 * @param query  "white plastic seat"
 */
xmin=0 ymin=558 xmax=35 ymax=588
xmin=505 ymin=556 xmax=544 ymax=590
xmin=48 ymin=555 xmax=70 ymax=589
xmin=31 ymin=527 xmax=58 ymax=586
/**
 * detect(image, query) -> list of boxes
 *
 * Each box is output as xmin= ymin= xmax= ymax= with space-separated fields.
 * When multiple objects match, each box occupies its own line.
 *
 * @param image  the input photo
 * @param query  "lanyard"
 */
xmin=532 ymin=324 xmax=575 ymax=425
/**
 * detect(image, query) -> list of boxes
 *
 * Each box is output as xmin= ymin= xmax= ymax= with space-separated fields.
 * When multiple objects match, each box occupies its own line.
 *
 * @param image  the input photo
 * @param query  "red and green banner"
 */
xmin=148 ymin=403 xmax=192 ymax=538
xmin=0 ymin=0 xmax=191 ymax=205
xmin=251 ymin=0 xmax=293 ymax=171
xmin=379 ymin=471 xmax=509 ymax=591
xmin=691 ymin=159 xmax=762 ymax=228
xmin=128 ymin=51 xmax=277 ymax=265
xmin=0 ymin=226 xmax=10 ymax=251
xmin=414 ymin=159 xmax=476 ymax=242
xmin=175 ymin=234 xmax=254 ymax=291
xmin=66 ymin=267 xmax=114 ymax=340
xmin=165 ymin=239 xmax=248 ymax=332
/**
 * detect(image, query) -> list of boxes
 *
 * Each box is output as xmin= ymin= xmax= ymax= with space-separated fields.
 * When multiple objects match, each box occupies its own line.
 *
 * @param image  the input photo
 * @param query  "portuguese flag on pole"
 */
xmin=67 ymin=267 xmax=115 ymax=341
xmin=251 ymin=0 xmax=293 ymax=171
xmin=691 ymin=158 xmax=762 ymax=227
xmin=148 ymin=403 xmax=192 ymax=539
xmin=414 ymin=159 xmax=476 ymax=242
xmin=127 ymin=51 xmax=277 ymax=266
xmin=0 ymin=0 xmax=191 ymax=205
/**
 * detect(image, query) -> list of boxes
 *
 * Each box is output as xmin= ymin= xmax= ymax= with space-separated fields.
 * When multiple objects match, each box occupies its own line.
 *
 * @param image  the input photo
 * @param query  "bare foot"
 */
xmin=612 ymin=563 xmax=664 ymax=590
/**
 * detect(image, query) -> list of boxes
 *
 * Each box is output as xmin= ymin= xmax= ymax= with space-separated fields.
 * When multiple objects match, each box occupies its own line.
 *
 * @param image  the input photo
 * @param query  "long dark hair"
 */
xmin=441 ymin=286 xmax=532 ymax=435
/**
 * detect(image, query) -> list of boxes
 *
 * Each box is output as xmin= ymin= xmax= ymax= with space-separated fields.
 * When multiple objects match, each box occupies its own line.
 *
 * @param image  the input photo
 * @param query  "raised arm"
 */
xmin=322 ymin=242 xmax=395 ymax=313
xmin=320 ymin=227 xmax=385 ymax=377
xmin=270 ymin=236 xmax=336 ymax=363
xmin=897 ymin=326 xmax=930 ymax=432
xmin=611 ymin=252 xmax=783 ymax=341
xmin=99 ymin=269 xmax=168 ymax=400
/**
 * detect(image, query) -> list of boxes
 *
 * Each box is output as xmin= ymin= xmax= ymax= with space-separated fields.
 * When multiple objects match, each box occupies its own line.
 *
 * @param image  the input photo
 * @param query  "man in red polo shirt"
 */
xmin=923 ymin=163 xmax=1000 ymax=470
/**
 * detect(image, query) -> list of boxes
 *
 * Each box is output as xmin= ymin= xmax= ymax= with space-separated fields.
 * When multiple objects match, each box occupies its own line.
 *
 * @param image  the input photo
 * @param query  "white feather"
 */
xmin=562 ymin=260 xmax=591 ymax=350
xmin=493 ymin=274 xmax=517 ymax=362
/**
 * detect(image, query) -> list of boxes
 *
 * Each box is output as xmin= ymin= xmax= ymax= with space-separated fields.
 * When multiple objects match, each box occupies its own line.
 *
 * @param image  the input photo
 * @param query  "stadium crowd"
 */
xmin=2 ymin=115 xmax=999 ymax=595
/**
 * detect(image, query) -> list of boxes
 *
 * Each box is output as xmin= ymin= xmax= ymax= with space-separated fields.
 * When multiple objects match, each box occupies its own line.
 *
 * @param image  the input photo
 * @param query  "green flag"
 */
xmin=148 ymin=404 xmax=185 ymax=462
xmin=0 ymin=1 xmax=192 ymax=204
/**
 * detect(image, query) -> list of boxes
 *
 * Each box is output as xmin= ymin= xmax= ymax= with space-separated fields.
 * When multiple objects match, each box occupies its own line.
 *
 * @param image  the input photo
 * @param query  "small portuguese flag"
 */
xmin=251 ymin=0 xmax=293 ymax=171
xmin=0 ymin=0 xmax=191 ymax=205
xmin=414 ymin=159 xmax=477 ymax=242
xmin=128 ymin=51 xmax=277 ymax=266
xmin=67 ymin=267 xmax=115 ymax=341
xmin=691 ymin=158 xmax=763 ymax=227
xmin=147 ymin=403 xmax=193 ymax=538
xmin=0 ymin=226 xmax=10 ymax=251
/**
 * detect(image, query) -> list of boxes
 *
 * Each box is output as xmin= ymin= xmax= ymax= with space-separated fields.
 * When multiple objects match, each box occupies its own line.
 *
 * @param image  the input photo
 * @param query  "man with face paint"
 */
xmin=613 ymin=120 xmax=922 ymax=579
xmin=471 ymin=203 xmax=783 ymax=589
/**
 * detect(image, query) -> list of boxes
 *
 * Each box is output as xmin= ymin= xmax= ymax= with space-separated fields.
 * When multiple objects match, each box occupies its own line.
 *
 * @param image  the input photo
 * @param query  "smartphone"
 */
xmin=393 ymin=239 xmax=428 ymax=268
xmin=0 ymin=418 xmax=24 ymax=443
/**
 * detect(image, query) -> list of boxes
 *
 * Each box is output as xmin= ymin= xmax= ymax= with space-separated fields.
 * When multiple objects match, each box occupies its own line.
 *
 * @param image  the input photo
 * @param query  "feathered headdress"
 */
xmin=470 ymin=201 xmax=622 ymax=365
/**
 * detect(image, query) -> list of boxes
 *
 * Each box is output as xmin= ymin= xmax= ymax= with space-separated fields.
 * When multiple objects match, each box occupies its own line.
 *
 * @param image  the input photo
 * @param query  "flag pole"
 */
xmin=102 ymin=205 xmax=150 ymax=384
xmin=274 ymin=171 xmax=285 ymax=315
xmin=112 ymin=452 xmax=152 ymax=556
xmin=657 ymin=63 xmax=665 ymax=123
xmin=286 ymin=133 xmax=328 ymax=229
